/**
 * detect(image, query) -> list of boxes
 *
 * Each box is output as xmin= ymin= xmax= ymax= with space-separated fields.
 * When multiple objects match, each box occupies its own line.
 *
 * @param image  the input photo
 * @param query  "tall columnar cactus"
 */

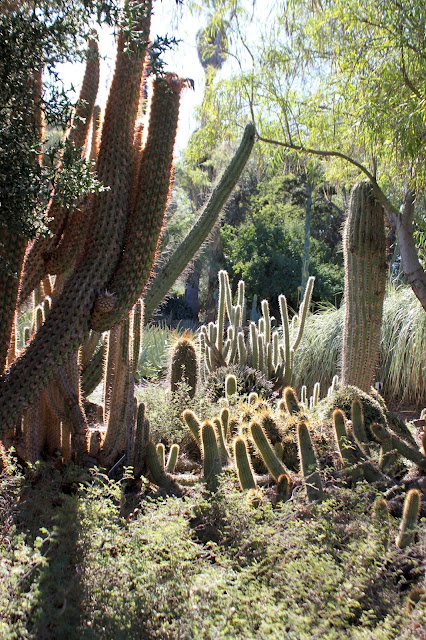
xmin=170 ymin=333 xmax=198 ymax=398
xmin=342 ymin=180 xmax=387 ymax=392
xmin=200 ymin=270 xmax=314 ymax=390
xmin=0 ymin=2 xmax=193 ymax=455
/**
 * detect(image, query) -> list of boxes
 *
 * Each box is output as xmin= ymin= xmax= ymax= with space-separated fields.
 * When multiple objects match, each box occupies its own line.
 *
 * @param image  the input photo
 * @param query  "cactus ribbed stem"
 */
xmin=182 ymin=409 xmax=202 ymax=444
xmin=351 ymin=398 xmax=371 ymax=457
xmin=91 ymin=72 xmax=184 ymax=330
xmin=342 ymin=181 xmax=387 ymax=391
xmin=19 ymin=40 xmax=100 ymax=305
xmin=396 ymin=489 xmax=422 ymax=549
xmin=166 ymin=444 xmax=179 ymax=473
xmin=234 ymin=436 xmax=256 ymax=491
xmin=297 ymin=422 xmax=323 ymax=502
xmin=143 ymin=125 xmax=255 ymax=319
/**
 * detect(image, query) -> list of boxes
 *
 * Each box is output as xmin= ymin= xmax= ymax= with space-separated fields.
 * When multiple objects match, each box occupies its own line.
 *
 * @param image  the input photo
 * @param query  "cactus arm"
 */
xmin=90 ymin=73 xmax=184 ymax=331
xmin=234 ymin=436 xmax=256 ymax=491
xmin=291 ymin=275 xmax=315 ymax=352
xmin=166 ymin=444 xmax=179 ymax=473
xmin=351 ymin=398 xmax=371 ymax=457
xmin=18 ymin=40 xmax=100 ymax=305
xmin=201 ymin=421 xmax=222 ymax=493
xmin=278 ymin=294 xmax=291 ymax=386
xmin=142 ymin=124 xmax=255 ymax=320
xmin=297 ymin=422 xmax=323 ymax=502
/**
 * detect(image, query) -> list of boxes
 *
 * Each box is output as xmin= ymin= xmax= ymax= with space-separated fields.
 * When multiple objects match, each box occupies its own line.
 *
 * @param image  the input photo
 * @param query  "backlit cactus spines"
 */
xmin=201 ymin=420 xmax=222 ymax=493
xmin=396 ymin=489 xmax=422 ymax=549
xmin=342 ymin=180 xmax=387 ymax=391
xmin=220 ymin=407 xmax=229 ymax=438
xmin=250 ymin=421 xmax=289 ymax=482
xmin=225 ymin=374 xmax=237 ymax=398
xmin=181 ymin=409 xmax=202 ymax=444
xmin=234 ymin=436 xmax=256 ymax=491
xmin=170 ymin=333 xmax=198 ymax=398
xmin=91 ymin=72 xmax=186 ymax=330
xmin=156 ymin=442 xmax=166 ymax=469
xmin=283 ymin=387 xmax=301 ymax=416
xmin=143 ymin=126 xmax=255 ymax=321
xmin=90 ymin=104 xmax=102 ymax=162
xmin=18 ymin=39 xmax=101 ymax=306
xmin=297 ymin=422 xmax=323 ymax=502
xmin=166 ymin=444 xmax=179 ymax=473
xmin=214 ymin=417 xmax=229 ymax=464
xmin=276 ymin=473 xmax=291 ymax=503
xmin=133 ymin=401 xmax=149 ymax=478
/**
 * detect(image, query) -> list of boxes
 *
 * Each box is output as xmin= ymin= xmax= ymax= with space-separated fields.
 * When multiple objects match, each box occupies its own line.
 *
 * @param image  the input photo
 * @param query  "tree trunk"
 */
xmin=394 ymin=191 xmax=426 ymax=312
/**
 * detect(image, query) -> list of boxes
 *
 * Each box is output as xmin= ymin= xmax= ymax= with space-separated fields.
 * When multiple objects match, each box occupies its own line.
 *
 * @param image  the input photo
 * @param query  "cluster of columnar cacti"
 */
xmin=342 ymin=180 xmax=387 ymax=392
xmin=200 ymin=270 xmax=315 ymax=390
xmin=0 ymin=0 xmax=255 ymax=466
xmin=178 ymin=386 xmax=326 ymax=504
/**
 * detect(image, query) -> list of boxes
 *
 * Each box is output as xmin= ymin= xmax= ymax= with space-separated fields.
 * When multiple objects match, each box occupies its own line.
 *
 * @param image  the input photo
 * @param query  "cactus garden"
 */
xmin=1 ymin=1 xmax=426 ymax=638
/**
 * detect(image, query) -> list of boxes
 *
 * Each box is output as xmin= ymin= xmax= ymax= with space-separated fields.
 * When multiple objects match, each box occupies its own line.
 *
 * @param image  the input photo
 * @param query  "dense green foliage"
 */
xmin=1 ymin=461 xmax=425 ymax=639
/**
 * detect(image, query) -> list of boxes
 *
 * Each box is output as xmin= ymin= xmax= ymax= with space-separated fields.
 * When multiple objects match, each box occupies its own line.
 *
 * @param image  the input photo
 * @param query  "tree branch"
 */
xmin=255 ymin=130 xmax=400 ymax=224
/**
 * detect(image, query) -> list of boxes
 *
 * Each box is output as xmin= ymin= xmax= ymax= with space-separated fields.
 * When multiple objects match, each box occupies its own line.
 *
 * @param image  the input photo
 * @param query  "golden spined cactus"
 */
xmin=170 ymin=332 xmax=198 ymax=399
xmin=18 ymin=39 xmax=100 ymax=306
xmin=90 ymin=73 xmax=188 ymax=331
xmin=0 ymin=3 xmax=154 ymax=443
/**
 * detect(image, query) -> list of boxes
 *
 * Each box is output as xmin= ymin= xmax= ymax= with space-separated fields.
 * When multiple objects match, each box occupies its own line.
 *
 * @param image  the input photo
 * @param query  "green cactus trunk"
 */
xmin=342 ymin=180 xmax=387 ymax=392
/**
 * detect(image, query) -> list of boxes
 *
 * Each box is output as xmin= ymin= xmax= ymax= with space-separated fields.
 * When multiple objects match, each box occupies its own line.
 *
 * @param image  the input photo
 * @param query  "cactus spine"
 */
xmin=342 ymin=181 xmax=387 ymax=391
